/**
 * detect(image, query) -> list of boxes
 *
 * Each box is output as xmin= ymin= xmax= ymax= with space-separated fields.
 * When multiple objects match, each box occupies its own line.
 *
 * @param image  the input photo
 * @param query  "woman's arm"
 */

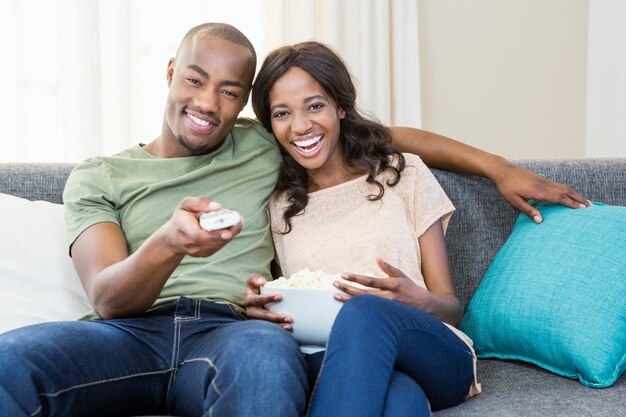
xmin=334 ymin=219 xmax=462 ymax=326
xmin=390 ymin=127 xmax=589 ymax=223
xmin=417 ymin=219 xmax=463 ymax=326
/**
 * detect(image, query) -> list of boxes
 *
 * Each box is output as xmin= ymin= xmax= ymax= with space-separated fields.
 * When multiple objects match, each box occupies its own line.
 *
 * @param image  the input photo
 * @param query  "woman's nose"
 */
xmin=291 ymin=112 xmax=312 ymax=134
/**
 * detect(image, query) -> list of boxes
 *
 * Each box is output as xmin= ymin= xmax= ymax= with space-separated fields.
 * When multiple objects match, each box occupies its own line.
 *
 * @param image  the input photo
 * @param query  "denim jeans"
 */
xmin=0 ymin=297 xmax=308 ymax=417
xmin=307 ymin=294 xmax=474 ymax=417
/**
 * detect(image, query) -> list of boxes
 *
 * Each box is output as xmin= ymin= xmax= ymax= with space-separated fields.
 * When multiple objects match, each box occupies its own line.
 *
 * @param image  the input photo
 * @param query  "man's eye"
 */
xmin=222 ymin=90 xmax=238 ymax=98
xmin=187 ymin=78 xmax=200 ymax=85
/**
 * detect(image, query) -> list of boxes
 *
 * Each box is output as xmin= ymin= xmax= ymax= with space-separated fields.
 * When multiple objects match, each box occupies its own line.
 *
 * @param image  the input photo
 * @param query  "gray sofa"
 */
xmin=1 ymin=159 xmax=625 ymax=416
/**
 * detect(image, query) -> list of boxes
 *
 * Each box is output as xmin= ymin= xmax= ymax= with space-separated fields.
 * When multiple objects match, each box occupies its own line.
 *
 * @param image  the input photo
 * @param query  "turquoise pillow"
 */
xmin=460 ymin=201 xmax=626 ymax=388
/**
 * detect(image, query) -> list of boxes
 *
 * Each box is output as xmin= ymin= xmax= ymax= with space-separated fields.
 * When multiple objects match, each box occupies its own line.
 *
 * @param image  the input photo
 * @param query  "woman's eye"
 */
xmin=309 ymin=103 xmax=325 ymax=111
xmin=273 ymin=111 xmax=288 ymax=119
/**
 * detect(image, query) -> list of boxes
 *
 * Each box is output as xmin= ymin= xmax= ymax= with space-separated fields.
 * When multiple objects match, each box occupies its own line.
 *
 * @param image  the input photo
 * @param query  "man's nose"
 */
xmin=195 ymin=89 xmax=219 ymax=114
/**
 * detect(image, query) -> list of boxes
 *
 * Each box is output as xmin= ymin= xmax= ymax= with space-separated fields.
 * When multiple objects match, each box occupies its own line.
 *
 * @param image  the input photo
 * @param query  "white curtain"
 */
xmin=0 ymin=0 xmax=420 ymax=163
xmin=266 ymin=0 xmax=421 ymax=127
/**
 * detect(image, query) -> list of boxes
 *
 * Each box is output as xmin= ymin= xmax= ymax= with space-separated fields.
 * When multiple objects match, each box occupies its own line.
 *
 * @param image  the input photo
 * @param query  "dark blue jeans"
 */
xmin=307 ymin=295 xmax=474 ymax=417
xmin=0 ymin=297 xmax=308 ymax=417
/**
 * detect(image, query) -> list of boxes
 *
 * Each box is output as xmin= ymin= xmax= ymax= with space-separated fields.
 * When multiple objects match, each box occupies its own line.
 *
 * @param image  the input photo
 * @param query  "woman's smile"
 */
xmin=268 ymin=67 xmax=345 ymax=179
xmin=291 ymin=134 xmax=324 ymax=157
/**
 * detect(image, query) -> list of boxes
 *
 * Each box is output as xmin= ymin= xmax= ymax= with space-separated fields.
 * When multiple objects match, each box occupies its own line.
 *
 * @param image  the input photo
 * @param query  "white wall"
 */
xmin=417 ymin=0 xmax=590 ymax=159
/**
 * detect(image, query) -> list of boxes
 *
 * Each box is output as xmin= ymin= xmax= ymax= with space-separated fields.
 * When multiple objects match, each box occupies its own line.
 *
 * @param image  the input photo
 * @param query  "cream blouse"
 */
xmin=269 ymin=153 xmax=480 ymax=398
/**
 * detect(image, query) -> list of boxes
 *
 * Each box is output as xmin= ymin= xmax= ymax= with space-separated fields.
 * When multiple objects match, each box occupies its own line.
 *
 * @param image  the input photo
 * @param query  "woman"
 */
xmin=247 ymin=41 xmax=480 ymax=416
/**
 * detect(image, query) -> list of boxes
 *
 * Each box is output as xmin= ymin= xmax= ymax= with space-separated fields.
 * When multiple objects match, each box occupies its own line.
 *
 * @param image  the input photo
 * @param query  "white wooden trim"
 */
xmin=586 ymin=0 xmax=626 ymax=157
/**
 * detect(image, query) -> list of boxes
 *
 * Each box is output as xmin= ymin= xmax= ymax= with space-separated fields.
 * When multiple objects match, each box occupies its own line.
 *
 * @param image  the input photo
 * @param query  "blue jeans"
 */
xmin=307 ymin=294 xmax=474 ymax=417
xmin=0 ymin=297 xmax=308 ymax=417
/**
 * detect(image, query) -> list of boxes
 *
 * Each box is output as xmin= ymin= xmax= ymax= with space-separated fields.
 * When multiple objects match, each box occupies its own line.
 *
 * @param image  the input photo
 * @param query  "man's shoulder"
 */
xmin=74 ymin=145 xmax=143 ymax=168
xmin=232 ymin=117 xmax=276 ymax=144
xmin=66 ymin=145 xmax=147 ymax=196
xmin=234 ymin=117 xmax=259 ymax=129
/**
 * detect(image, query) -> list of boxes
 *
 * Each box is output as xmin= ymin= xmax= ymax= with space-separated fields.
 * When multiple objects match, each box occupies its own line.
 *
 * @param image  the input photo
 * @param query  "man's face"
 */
xmin=162 ymin=34 xmax=254 ymax=157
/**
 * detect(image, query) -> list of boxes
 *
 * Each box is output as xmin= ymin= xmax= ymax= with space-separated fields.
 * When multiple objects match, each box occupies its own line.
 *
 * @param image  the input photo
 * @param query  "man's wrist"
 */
xmin=480 ymin=154 xmax=514 ymax=183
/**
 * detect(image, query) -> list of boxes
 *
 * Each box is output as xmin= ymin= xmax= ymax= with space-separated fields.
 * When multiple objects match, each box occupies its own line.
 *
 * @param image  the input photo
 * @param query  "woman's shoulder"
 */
xmin=379 ymin=152 xmax=424 ymax=181
xmin=398 ymin=152 xmax=438 ymax=181
xmin=269 ymin=191 xmax=289 ymax=213
xmin=400 ymin=152 xmax=426 ymax=170
xmin=379 ymin=152 xmax=445 ymax=201
xmin=269 ymin=191 xmax=290 ymax=225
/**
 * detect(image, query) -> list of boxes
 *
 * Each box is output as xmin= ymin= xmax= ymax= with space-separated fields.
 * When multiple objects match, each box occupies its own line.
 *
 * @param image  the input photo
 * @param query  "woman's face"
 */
xmin=268 ymin=67 xmax=345 ymax=174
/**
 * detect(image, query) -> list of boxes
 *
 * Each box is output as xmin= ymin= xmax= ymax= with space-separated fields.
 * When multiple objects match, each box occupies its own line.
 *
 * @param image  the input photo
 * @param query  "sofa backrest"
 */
xmin=434 ymin=158 xmax=626 ymax=308
xmin=0 ymin=163 xmax=75 ymax=204
xmin=1 ymin=159 xmax=625 ymax=308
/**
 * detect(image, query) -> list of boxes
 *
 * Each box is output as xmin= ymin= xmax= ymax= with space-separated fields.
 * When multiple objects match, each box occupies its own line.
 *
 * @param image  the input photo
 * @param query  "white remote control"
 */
xmin=200 ymin=209 xmax=241 ymax=231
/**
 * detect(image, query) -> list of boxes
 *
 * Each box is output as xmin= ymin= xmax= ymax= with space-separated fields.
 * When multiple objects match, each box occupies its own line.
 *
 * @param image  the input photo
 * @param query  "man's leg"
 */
xmin=0 ymin=313 xmax=175 ymax=417
xmin=167 ymin=300 xmax=308 ymax=417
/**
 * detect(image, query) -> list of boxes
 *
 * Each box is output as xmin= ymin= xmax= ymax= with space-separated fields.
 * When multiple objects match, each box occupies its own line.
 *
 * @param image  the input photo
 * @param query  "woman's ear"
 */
xmin=166 ymin=58 xmax=175 ymax=87
xmin=339 ymin=108 xmax=346 ymax=119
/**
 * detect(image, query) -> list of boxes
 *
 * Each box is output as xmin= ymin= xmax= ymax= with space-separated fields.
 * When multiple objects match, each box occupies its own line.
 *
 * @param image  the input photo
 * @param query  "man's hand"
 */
xmin=71 ymin=196 xmax=242 ymax=320
xmin=161 ymin=196 xmax=243 ymax=258
xmin=492 ymin=163 xmax=590 ymax=223
xmin=244 ymin=273 xmax=293 ymax=330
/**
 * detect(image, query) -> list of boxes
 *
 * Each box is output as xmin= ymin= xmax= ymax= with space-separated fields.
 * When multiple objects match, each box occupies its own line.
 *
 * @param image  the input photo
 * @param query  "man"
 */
xmin=0 ymin=23 xmax=587 ymax=417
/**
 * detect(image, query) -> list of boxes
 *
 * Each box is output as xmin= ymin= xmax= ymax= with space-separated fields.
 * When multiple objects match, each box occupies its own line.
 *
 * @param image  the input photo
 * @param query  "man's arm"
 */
xmin=71 ymin=197 xmax=242 ymax=319
xmin=390 ymin=127 xmax=589 ymax=223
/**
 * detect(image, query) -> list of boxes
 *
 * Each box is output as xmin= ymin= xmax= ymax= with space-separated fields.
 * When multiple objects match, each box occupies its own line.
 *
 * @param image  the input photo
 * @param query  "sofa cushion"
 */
xmin=0 ymin=193 xmax=91 ymax=333
xmin=433 ymin=359 xmax=626 ymax=416
xmin=460 ymin=201 xmax=626 ymax=388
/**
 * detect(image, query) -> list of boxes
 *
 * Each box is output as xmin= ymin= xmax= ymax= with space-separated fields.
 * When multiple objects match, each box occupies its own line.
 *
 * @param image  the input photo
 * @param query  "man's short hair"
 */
xmin=178 ymin=22 xmax=257 ymax=71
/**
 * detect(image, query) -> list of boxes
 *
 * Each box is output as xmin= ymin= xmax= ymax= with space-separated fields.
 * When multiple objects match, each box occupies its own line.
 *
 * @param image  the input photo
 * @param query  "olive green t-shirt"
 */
xmin=63 ymin=118 xmax=280 ymax=314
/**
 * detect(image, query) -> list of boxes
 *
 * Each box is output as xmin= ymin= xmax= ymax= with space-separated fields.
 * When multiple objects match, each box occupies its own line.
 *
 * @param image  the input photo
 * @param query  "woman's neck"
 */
xmin=307 ymin=164 xmax=363 ymax=192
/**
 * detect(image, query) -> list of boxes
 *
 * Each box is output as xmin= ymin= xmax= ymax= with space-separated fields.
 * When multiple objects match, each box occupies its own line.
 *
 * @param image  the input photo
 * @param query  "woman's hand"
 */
xmin=491 ymin=162 xmax=590 ymax=223
xmin=333 ymin=258 xmax=431 ymax=311
xmin=244 ymin=273 xmax=293 ymax=330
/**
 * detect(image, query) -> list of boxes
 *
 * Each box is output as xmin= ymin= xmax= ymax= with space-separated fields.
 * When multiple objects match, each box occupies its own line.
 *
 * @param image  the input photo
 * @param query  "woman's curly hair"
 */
xmin=251 ymin=41 xmax=405 ymax=233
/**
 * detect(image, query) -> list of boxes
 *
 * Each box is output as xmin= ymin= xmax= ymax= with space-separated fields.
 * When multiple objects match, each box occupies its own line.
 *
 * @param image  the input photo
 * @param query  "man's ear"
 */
xmin=166 ymin=58 xmax=175 ymax=87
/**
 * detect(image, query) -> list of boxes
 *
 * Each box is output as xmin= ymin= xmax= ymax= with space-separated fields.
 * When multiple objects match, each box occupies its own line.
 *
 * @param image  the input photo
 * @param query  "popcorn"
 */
xmin=266 ymin=268 xmax=374 ymax=289
xmin=266 ymin=268 xmax=342 ymax=289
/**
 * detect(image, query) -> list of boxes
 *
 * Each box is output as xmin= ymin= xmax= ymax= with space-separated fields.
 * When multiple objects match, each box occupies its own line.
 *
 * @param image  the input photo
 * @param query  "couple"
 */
xmin=0 ymin=23 xmax=587 ymax=417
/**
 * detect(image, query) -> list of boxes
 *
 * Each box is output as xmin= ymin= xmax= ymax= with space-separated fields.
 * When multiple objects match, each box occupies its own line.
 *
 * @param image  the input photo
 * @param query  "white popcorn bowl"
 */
xmin=260 ymin=286 xmax=344 ymax=351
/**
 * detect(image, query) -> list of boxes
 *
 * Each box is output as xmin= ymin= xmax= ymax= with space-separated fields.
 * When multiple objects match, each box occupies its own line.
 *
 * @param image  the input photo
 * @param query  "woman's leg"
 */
xmin=383 ymin=371 xmax=431 ymax=417
xmin=307 ymin=352 xmax=430 ymax=416
xmin=304 ymin=351 xmax=325 ymax=390
xmin=307 ymin=294 xmax=473 ymax=417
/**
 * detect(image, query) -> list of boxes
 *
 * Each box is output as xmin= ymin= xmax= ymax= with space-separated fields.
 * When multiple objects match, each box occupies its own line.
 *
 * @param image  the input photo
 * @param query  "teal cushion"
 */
xmin=460 ymin=201 xmax=626 ymax=388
